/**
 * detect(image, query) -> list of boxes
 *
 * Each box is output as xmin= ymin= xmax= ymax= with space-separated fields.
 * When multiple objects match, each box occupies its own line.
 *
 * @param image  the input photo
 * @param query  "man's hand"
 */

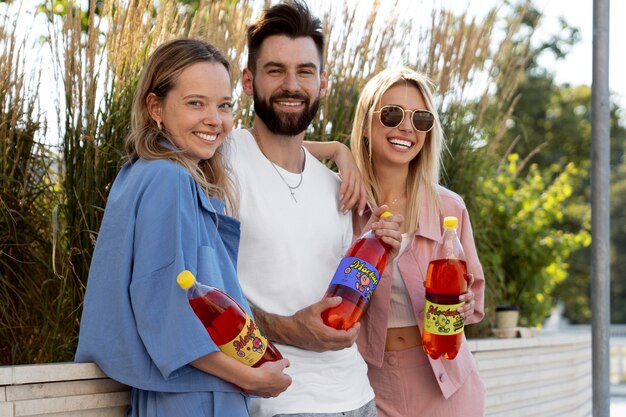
xmin=252 ymin=297 xmax=360 ymax=352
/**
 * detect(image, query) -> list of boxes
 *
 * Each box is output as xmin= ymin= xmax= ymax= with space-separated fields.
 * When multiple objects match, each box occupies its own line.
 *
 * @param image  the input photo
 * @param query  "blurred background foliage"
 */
xmin=1 ymin=0 xmax=624 ymax=363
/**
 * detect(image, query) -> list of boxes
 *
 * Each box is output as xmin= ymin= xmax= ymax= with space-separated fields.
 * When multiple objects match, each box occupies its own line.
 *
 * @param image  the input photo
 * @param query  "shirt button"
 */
xmin=388 ymin=356 xmax=398 ymax=366
xmin=438 ymin=373 xmax=447 ymax=383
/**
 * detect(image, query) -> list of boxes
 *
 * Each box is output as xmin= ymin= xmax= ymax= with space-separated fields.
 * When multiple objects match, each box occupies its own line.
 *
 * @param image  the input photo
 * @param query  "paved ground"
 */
xmin=612 ymin=395 xmax=626 ymax=416
xmin=612 ymin=384 xmax=626 ymax=416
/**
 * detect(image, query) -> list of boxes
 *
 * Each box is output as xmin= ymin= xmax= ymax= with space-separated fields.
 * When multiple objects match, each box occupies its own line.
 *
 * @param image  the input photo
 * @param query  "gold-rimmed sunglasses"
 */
xmin=372 ymin=105 xmax=435 ymax=132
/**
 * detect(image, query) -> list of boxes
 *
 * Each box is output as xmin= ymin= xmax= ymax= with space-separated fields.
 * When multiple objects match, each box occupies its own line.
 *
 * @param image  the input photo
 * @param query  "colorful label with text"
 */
xmin=218 ymin=314 xmax=267 ymax=366
xmin=329 ymin=257 xmax=380 ymax=303
xmin=423 ymin=300 xmax=465 ymax=335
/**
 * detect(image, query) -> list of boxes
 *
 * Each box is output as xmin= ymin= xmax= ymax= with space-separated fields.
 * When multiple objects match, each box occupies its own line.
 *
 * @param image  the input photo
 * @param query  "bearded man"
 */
xmin=225 ymin=2 xmax=401 ymax=417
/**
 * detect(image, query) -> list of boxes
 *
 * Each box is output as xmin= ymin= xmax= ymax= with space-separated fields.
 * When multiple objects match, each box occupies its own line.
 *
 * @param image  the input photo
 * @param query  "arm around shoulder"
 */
xmin=303 ymin=140 xmax=367 ymax=214
xmin=302 ymin=140 xmax=346 ymax=161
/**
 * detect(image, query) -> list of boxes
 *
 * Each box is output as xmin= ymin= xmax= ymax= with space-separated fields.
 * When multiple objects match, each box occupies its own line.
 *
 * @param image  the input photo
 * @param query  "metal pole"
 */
xmin=591 ymin=0 xmax=611 ymax=416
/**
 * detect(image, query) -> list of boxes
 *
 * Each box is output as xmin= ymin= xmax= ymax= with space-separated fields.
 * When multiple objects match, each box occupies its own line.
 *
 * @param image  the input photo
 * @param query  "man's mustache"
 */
xmin=270 ymin=92 xmax=309 ymax=103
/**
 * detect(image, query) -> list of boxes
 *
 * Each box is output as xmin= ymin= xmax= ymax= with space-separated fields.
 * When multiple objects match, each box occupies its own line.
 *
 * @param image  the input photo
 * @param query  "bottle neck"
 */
xmin=188 ymin=281 xmax=215 ymax=299
xmin=440 ymin=228 xmax=464 ymax=260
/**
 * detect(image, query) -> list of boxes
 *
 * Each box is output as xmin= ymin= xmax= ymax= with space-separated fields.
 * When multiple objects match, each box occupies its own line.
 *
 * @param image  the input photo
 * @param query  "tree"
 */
xmin=492 ymin=15 xmax=626 ymax=324
xmin=610 ymin=159 xmax=626 ymax=323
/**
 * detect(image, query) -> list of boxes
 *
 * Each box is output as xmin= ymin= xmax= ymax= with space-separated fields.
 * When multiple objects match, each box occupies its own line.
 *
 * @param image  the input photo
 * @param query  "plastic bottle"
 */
xmin=422 ymin=216 xmax=468 ymax=360
xmin=177 ymin=270 xmax=283 ymax=367
xmin=321 ymin=211 xmax=393 ymax=330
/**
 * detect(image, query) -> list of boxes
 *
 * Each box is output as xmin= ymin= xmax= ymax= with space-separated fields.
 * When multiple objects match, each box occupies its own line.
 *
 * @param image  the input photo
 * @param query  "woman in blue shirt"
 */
xmin=75 ymin=38 xmax=291 ymax=417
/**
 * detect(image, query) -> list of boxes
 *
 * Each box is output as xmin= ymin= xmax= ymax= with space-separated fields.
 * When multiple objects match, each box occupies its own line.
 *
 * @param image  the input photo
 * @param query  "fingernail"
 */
xmin=359 ymin=210 xmax=364 ymax=216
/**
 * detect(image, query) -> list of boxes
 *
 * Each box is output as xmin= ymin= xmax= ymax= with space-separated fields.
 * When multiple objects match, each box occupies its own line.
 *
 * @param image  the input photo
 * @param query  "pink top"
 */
xmin=355 ymin=185 xmax=485 ymax=399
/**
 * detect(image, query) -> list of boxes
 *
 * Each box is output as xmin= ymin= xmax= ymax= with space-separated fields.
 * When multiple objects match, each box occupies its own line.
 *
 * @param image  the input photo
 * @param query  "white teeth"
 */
xmin=196 ymin=132 xmax=217 ymax=142
xmin=389 ymin=138 xmax=412 ymax=148
xmin=277 ymin=101 xmax=301 ymax=107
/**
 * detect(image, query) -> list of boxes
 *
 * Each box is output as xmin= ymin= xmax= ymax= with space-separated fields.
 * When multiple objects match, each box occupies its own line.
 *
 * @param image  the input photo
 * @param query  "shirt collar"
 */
xmin=414 ymin=185 xmax=442 ymax=242
xmin=360 ymin=186 xmax=442 ymax=242
xmin=156 ymin=139 xmax=223 ymax=215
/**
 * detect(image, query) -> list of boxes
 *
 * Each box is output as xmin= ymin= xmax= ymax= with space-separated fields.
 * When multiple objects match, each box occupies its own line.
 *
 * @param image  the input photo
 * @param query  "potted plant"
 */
xmin=493 ymin=290 xmax=521 ymax=338
xmin=494 ymin=305 xmax=520 ymax=331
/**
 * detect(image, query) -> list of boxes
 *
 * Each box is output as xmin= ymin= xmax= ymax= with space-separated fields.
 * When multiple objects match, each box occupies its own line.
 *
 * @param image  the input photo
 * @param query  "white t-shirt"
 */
xmin=226 ymin=129 xmax=374 ymax=416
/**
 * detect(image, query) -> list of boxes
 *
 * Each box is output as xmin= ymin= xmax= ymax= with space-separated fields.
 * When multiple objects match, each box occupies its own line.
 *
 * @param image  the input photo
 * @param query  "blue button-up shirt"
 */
xmin=75 ymin=157 xmax=247 ymax=396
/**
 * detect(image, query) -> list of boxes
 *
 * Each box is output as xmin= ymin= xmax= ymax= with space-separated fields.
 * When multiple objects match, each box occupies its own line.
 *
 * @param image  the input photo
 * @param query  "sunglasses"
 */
xmin=373 ymin=105 xmax=435 ymax=132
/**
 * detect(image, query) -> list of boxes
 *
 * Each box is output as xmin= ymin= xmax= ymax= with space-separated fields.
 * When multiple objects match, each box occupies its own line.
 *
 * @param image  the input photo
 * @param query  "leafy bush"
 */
xmin=474 ymin=154 xmax=591 ymax=327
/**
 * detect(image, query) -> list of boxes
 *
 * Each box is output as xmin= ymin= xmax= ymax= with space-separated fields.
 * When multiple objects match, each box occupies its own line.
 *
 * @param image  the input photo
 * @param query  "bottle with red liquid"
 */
xmin=321 ymin=211 xmax=393 ymax=330
xmin=177 ymin=270 xmax=283 ymax=367
xmin=422 ymin=216 xmax=468 ymax=360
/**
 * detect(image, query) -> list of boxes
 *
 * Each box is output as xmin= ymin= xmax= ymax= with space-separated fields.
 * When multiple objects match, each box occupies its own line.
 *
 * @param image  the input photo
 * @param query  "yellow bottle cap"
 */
xmin=380 ymin=211 xmax=393 ymax=218
xmin=177 ymin=270 xmax=196 ymax=289
xmin=443 ymin=216 xmax=458 ymax=229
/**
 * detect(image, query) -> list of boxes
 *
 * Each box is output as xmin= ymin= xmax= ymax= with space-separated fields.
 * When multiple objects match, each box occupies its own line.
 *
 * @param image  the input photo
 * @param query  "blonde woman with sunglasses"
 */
xmin=307 ymin=66 xmax=486 ymax=416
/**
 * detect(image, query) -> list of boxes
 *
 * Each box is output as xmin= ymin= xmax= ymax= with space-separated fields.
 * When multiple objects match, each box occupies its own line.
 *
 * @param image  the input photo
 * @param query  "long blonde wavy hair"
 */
xmin=350 ymin=66 xmax=444 ymax=233
xmin=125 ymin=38 xmax=238 ymax=215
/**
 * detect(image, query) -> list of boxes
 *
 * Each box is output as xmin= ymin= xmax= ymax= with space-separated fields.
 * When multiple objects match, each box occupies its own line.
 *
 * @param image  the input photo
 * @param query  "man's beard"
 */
xmin=252 ymin=86 xmax=320 ymax=136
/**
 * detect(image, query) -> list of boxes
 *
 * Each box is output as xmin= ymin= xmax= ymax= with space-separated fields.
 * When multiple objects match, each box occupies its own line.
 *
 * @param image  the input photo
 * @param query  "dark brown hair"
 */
xmin=246 ymin=0 xmax=325 ymax=73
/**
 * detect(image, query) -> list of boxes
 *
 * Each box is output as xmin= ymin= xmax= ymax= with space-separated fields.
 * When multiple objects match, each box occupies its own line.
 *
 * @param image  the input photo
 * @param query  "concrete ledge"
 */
xmin=0 ymin=332 xmax=593 ymax=417
xmin=0 ymin=363 xmax=129 ymax=417
xmin=470 ymin=332 xmax=592 ymax=417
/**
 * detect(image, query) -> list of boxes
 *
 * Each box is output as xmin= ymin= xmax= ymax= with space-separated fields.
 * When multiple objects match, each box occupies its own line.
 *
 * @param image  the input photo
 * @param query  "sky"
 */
xmin=316 ymin=0 xmax=625 ymax=110
xmin=418 ymin=0 xmax=624 ymax=109
xmin=532 ymin=0 xmax=624 ymax=110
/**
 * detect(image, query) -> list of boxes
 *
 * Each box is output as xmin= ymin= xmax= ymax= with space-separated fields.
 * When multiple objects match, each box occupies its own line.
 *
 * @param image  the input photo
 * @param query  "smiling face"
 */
xmin=370 ymin=83 xmax=429 ymax=169
xmin=147 ymin=61 xmax=233 ymax=164
xmin=242 ymin=35 xmax=327 ymax=136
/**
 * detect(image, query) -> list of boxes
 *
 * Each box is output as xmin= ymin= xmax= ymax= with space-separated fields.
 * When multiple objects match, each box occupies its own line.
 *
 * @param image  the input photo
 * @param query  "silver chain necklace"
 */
xmin=250 ymin=128 xmax=304 ymax=203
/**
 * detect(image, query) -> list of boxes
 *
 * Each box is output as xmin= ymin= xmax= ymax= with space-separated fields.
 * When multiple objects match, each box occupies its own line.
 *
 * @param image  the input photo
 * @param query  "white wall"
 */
xmin=0 ymin=333 xmax=593 ymax=417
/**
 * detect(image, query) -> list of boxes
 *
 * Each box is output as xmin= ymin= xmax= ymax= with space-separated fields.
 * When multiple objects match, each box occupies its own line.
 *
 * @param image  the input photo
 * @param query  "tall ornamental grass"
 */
xmin=0 ymin=4 xmax=70 ymax=364
xmin=0 ymin=0 xmax=567 ymax=363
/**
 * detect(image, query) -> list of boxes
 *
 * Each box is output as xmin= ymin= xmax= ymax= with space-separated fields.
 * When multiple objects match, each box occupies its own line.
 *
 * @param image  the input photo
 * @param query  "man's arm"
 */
xmin=251 ymin=297 xmax=360 ymax=352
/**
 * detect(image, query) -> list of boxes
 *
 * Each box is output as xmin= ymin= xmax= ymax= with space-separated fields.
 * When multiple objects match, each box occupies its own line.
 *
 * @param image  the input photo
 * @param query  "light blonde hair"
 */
xmin=350 ymin=66 xmax=443 ymax=233
xmin=125 ymin=38 xmax=238 ymax=215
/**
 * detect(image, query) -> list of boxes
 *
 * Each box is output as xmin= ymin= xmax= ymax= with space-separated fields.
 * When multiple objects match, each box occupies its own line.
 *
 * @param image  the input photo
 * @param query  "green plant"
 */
xmin=475 ymin=154 xmax=591 ymax=327
xmin=0 ymin=3 xmax=74 ymax=364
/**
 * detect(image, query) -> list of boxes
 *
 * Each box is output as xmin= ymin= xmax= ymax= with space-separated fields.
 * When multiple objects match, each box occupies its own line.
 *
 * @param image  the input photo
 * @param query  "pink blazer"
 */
xmin=355 ymin=185 xmax=485 ymax=399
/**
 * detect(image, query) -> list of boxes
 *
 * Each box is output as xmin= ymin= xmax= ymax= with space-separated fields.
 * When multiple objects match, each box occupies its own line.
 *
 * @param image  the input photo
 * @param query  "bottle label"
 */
xmin=423 ymin=300 xmax=465 ymax=335
xmin=329 ymin=256 xmax=381 ymax=303
xmin=218 ymin=314 xmax=268 ymax=366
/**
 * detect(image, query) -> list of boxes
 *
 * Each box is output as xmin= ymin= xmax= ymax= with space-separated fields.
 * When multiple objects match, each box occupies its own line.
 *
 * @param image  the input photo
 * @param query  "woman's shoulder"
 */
xmin=108 ymin=158 xmax=196 ymax=206
xmin=131 ymin=157 xmax=184 ymax=174
xmin=435 ymin=184 xmax=467 ymax=210
xmin=128 ymin=158 xmax=195 ymax=186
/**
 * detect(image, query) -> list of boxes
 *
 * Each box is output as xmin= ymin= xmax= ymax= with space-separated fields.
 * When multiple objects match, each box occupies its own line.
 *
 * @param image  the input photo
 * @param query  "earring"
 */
xmin=157 ymin=120 xmax=162 ymax=131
